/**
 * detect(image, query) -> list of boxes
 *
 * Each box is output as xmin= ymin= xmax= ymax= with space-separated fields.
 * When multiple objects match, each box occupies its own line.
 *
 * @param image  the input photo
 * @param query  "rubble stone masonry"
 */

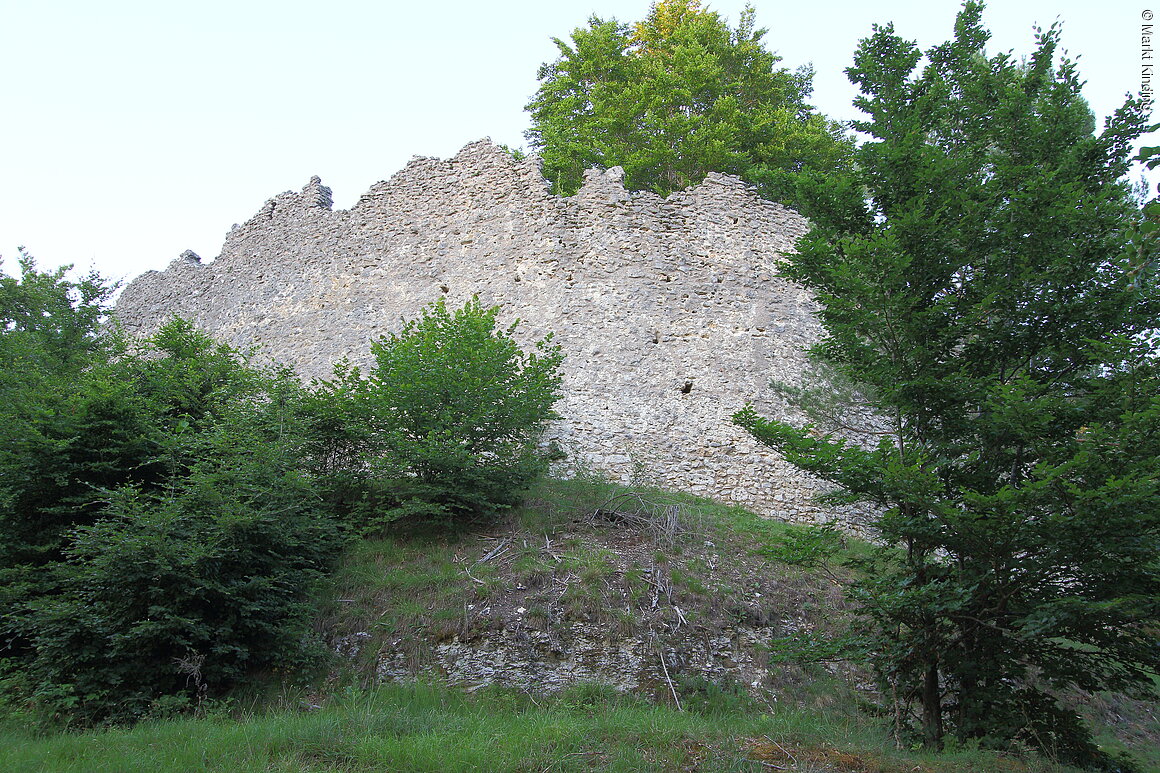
xmin=116 ymin=140 xmax=866 ymax=528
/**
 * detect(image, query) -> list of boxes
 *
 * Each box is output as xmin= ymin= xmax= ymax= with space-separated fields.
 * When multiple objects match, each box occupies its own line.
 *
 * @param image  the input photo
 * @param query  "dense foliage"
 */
xmin=0 ymin=261 xmax=339 ymax=722
xmin=525 ymin=0 xmax=852 ymax=201
xmin=0 ymin=257 xmax=565 ymax=724
xmin=0 ymin=253 xmax=138 ymax=572
xmin=736 ymin=3 xmax=1159 ymax=767
xmin=1130 ymin=141 xmax=1160 ymax=290
xmin=20 ymin=364 xmax=341 ymax=723
xmin=308 ymin=297 xmax=564 ymax=531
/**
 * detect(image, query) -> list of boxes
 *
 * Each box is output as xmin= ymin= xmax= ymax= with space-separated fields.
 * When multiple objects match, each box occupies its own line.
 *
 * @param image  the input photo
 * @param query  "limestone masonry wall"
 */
xmin=116 ymin=140 xmax=863 ymax=527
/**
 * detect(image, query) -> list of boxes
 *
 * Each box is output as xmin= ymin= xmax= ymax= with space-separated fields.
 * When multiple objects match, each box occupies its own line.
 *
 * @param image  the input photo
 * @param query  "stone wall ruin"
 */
xmin=115 ymin=140 xmax=862 ymax=527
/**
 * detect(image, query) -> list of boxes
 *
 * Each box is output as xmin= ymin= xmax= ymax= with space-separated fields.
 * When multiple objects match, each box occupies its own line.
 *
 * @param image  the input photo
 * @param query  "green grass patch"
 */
xmin=0 ymin=681 xmax=1079 ymax=773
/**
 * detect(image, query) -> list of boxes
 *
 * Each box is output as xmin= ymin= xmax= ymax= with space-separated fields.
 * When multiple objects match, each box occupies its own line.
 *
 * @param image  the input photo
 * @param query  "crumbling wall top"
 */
xmin=114 ymin=139 xmax=862 ymax=530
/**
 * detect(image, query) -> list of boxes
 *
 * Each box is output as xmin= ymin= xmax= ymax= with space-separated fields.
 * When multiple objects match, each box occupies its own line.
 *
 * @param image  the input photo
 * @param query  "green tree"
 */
xmin=0 ymin=250 xmax=113 ymax=371
xmin=21 ymin=364 xmax=340 ymax=723
xmin=310 ymin=297 xmax=563 ymax=530
xmin=0 ymin=255 xmax=145 ymax=567
xmin=1128 ymin=139 xmax=1160 ymax=290
xmin=735 ymin=3 xmax=1158 ymax=766
xmin=0 ymin=260 xmax=341 ymax=723
xmin=525 ymin=0 xmax=851 ymax=201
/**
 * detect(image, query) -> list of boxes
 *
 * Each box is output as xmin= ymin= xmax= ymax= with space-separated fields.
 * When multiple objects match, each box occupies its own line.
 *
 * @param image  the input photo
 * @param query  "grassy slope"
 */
xmin=317 ymin=475 xmax=860 ymax=699
xmin=2 ymin=477 xmax=1155 ymax=772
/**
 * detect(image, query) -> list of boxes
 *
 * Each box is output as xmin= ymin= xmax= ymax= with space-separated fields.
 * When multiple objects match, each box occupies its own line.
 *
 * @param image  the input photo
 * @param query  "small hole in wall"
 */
xmin=680 ymin=380 xmax=693 ymax=394
xmin=440 ymin=284 xmax=449 ymax=294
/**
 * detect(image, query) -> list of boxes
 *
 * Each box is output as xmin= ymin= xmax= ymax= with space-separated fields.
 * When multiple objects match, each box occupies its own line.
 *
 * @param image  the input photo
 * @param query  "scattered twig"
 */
xmin=656 ymin=642 xmax=682 ymax=712
xmin=174 ymin=652 xmax=207 ymax=710
xmin=586 ymin=492 xmax=685 ymax=548
xmin=476 ymin=539 xmax=511 ymax=564
xmin=765 ymin=736 xmax=797 ymax=766
xmin=454 ymin=545 xmax=489 ymax=584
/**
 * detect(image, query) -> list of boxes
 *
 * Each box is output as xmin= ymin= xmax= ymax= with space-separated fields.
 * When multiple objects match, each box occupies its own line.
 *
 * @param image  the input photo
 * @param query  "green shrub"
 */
xmin=0 ymin=265 xmax=343 ymax=723
xmin=24 ymin=439 xmax=340 ymax=723
xmin=310 ymin=297 xmax=564 ymax=530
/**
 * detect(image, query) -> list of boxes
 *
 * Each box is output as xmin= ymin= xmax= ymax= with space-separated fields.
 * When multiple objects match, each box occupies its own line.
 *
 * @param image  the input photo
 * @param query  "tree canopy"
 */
xmin=525 ymin=0 xmax=852 ymax=201
xmin=736 ymin=2 xmax=1159 ymax=766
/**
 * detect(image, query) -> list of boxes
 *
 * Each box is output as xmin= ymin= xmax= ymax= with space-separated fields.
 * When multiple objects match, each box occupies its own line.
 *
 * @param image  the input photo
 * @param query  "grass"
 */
xmin=4 ymin=475 xmax=1154 ymax=771
xmin=0 ymin=681 xmax=1080 ymax=773
xmin=1078 ymin=684 xmax=1160 ymax=772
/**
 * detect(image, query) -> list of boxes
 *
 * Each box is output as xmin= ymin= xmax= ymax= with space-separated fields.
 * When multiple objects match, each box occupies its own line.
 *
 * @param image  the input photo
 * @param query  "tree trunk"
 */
xmin=922 ymin=660 xmax=943 ymax=749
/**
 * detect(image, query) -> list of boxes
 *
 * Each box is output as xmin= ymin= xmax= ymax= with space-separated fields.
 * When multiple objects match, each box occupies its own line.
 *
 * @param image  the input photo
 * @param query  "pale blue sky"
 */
xmin=1 ymin=0 xmax=1153 ymax=284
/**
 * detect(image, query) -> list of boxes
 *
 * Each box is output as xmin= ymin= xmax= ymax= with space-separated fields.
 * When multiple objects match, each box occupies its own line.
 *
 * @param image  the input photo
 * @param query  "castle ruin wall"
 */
xmin=115 ymin=140 xmax=864 ymax=527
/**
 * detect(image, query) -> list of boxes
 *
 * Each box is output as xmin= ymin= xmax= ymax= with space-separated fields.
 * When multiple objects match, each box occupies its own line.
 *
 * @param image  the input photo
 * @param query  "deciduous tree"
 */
xmin=525 ymin=0 xmax=851 ymax=201
xmin=0 ymin=261 xmax=341 ymax=722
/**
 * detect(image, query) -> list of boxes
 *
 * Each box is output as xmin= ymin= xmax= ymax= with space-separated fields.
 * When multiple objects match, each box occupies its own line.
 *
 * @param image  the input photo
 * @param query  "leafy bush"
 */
xmin=0 ymin=254 xmax=137 ymax=568
xmin=0 ymin=259 xmax=342 ymax=723
xmin=22 ymin=383 xmax=341 ymax=723
xmin=310 ymin=297 xmax=564 ymax=530
xmin=0 ymin=268 xmax=562 ymax=723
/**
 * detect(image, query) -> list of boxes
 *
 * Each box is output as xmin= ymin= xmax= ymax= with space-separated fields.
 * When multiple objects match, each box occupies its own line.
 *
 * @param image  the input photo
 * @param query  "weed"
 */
xmin=670 ymin=567 xmax=709 ymax=596
xmin=677 ymin=675 xmax=760 ymax=716
xmin=557 ymin=682 xmax=622 ymax=711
